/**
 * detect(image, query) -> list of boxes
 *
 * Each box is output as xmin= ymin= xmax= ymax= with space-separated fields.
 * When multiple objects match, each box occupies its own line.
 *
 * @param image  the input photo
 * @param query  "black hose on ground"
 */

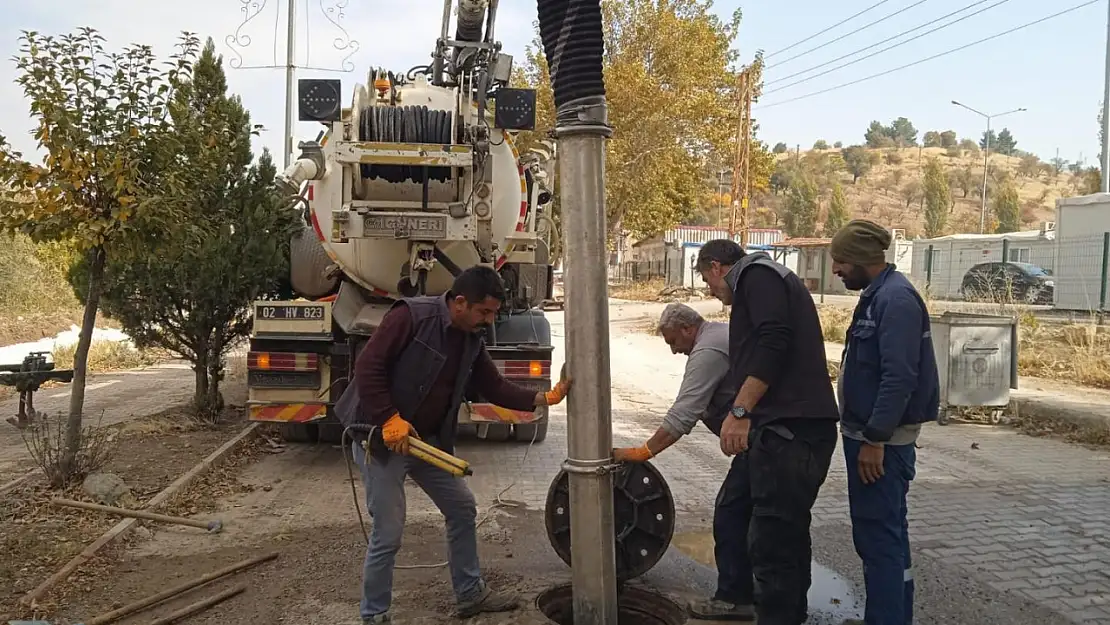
xmin=536 ymin=0 xmax=606 ymax=115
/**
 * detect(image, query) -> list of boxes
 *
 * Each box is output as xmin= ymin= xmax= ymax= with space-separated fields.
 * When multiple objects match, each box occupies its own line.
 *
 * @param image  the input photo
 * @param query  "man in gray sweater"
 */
xmin=612 ymin=303 xmax=749 ymax=619
xmin=612 ymin=302 xmax=734 ymax=463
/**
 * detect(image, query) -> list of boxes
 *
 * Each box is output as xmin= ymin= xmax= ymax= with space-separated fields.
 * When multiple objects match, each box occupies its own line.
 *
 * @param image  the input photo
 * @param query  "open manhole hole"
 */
xmin=536 ymin=583 xmax=687 ymax=625
xmin=545 ymin=460 xmax=676 ymax=581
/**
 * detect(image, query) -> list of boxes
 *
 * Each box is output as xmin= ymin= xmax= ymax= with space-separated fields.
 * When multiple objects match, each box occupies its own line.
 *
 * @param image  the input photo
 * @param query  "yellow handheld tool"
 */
xmin=360 ymin=434 xmax=473 ymax=477
xmin=406 ymin=436 xmax=473 ymax=476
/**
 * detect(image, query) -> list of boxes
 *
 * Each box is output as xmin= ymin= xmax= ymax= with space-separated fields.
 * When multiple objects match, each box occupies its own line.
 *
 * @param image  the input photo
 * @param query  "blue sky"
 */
xmin=0 ymin=0 xmax=1104 ymax=165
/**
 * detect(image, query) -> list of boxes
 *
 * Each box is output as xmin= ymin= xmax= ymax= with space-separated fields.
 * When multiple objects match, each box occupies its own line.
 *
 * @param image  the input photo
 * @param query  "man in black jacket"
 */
xmin=691 ymin=239 xmax=840 ymax=625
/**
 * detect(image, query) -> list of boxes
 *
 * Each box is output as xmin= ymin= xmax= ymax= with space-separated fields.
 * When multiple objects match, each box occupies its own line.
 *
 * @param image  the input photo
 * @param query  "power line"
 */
xmin=767 ymin=0 xmax=935 ymax=70
xmin=766 ymin=0 xmax=999 ymax=86
xmin=764 ymin=0 xmax=1014 ymax=95
xmin=757 ymin=0 xmax=1100 ymax=110
xmin=765 ymin=0 xmax=896 ymax=59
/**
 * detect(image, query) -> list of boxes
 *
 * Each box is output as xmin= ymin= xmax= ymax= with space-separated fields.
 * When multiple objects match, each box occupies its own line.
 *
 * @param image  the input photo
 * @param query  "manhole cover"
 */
xmin=544 ymin=461 xmax=675 ymax=581
xmin=536 ymin=583 xmax=687 ymax=625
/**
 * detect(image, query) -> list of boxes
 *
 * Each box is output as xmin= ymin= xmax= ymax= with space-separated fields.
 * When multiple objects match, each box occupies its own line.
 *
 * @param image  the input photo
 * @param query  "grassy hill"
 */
xmin=745 ymin=146 xmax=1091 ymax=238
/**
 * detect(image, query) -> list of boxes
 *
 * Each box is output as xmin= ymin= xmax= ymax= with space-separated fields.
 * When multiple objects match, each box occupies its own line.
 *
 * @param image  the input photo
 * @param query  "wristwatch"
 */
xmin=729 ymin=406 xmax=749 ymax=420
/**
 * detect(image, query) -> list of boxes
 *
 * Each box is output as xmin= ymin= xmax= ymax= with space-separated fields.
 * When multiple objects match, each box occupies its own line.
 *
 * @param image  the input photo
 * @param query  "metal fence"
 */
xmin=1053 ymin=233 xmax=1110 ymax=311
xmin=918 ymin=233 xmax=1110 ymax=312
xmin=610 ymin=257 xmax=686 ymax=285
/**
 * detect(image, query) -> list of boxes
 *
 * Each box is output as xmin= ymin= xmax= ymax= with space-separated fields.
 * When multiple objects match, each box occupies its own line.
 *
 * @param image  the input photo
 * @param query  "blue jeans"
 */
xmin=352 ymin=441 xmax=484 ymax=619
xmin=843 ymin=437 xmax=916 ymax=625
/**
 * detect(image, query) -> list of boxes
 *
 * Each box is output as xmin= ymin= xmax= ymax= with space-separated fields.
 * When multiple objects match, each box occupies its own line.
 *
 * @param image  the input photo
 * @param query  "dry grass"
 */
xmin=1015 ymin=315 xmax=1110 ymax=389
xmin=815 ymin=305 xmax=852 ymax=343
xmin=815 ymin=302 xmax=1110 ymax=390
xmin=51 ymin=340 xmax=161 ymax=373
xmin=0 ymin=234 xmax=88 ymax=348
xmin=609 ymin=278 xmax=669 ymax=302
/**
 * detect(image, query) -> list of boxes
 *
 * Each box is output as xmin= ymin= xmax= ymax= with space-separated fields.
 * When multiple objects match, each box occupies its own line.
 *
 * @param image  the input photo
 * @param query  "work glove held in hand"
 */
xmin=612 ymin=445 xmax=654 ymax=463
xmin=382 ymin=414 xmax=417 ymax=454
xmin=544 ymin=378 xmax=572 ymax=405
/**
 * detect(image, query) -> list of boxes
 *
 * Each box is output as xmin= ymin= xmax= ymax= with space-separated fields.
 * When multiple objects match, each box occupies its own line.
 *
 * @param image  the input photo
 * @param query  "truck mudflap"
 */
xmin=249 ymin=402 xmax=328 ymax=423
xmin=464 ymin=403 xmax=543 ymax=424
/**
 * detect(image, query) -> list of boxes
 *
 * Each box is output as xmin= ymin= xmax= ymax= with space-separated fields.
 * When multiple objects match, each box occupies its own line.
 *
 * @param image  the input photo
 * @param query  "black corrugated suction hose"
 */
xmin=536 ymin=0 xmax=606 ymax=111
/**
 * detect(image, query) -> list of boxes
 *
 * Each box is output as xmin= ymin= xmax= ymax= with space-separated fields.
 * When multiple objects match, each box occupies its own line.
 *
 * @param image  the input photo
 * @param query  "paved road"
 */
xmin=0 ymin=362 xmax=197 ymax=481
xmin=73 ymin=303 xmax=1110 ymax=625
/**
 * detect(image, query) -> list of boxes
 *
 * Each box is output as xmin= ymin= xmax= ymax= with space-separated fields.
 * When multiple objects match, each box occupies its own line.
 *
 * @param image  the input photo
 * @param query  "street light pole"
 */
xmin=951 ymin=100 xmax=1026 ymax=233
xmin=1102 ymin=0 xmax=1110 ymax=192
xmin=283 ymin=0 xmax=296 ymax=169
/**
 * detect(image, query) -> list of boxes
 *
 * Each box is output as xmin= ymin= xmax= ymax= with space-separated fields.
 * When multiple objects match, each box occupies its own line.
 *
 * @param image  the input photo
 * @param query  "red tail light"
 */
xmin=247 ymin=351 xmax=319 ymax=372
xmin=499 ymin=360 xmax=551 ymax=378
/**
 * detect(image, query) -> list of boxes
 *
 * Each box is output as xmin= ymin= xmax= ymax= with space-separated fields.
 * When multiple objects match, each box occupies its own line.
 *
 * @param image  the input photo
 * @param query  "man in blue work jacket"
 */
xmin=830 ymin=220 xmax=939 ymax=625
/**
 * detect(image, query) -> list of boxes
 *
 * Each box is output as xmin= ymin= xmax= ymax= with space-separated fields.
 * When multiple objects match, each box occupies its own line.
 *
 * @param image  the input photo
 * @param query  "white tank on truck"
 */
xmin=246 ymin=0 xmax=560 ymax=444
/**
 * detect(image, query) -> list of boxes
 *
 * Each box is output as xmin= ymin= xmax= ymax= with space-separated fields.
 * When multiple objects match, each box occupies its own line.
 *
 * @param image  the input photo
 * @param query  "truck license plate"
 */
xmin=364 ymin=214 xmax=447 ymax=239
xmin=256 ymin=305 xmax=326 ymax=320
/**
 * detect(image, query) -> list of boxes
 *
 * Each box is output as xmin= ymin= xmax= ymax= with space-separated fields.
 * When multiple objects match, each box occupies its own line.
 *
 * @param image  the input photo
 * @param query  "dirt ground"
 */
xmin=0 ymin=397 xmax=255 ymax=620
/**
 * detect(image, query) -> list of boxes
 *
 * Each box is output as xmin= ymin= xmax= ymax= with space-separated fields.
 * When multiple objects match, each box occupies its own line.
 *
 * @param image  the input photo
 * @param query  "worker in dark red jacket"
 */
xmin=348 ymin=266 xmax=570 ymax=624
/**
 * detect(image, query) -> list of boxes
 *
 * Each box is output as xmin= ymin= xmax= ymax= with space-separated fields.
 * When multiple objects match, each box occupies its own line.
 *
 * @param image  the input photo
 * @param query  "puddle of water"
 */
xmin=671 ymin=532 xmax=861 ymax=619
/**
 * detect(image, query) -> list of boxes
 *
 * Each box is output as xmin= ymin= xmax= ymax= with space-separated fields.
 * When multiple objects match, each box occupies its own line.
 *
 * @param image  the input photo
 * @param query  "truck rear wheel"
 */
xmin=513 ymin=419 xmax=548 ymax=443
xmin=281 ymin=422 xmax=318 ymax=443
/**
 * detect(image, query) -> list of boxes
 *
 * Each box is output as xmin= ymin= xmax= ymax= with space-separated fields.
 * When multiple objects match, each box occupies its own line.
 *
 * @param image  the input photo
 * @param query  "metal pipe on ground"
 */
xmin=50 ymin=498 xmax=223 ymax=533
xmin=145 ymin=584 xmax=246 ymax=625
xmin=537 ymin=0 xmax=617 ymax=621
xmin=84 ymin=553 xmax=278 ymax=625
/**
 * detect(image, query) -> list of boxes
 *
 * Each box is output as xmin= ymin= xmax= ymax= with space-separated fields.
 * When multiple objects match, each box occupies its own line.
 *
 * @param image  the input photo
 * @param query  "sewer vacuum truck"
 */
xmin=245 ymin=0 xmax=559 ymax=444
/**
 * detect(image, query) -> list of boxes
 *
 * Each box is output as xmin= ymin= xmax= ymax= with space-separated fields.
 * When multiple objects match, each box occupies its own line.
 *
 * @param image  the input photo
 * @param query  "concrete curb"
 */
xmin=19 ymin=422 xmax=261 ymax=609
xmin=825 ymin=345 xmax=1110 ymax=432
xmin=1007 ymin=390 xmax=1110 ymax=431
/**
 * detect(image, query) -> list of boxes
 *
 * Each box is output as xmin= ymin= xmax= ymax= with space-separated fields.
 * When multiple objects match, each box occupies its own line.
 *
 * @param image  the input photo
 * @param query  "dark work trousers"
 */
xmin=843 ymin=437 xmax=917 ymax=625
xmin=713 ymin=418 xmax=838 ymax=625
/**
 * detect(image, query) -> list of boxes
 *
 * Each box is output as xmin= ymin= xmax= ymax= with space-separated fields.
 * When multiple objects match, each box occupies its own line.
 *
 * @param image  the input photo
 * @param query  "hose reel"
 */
xmin=356 ymin=104 xmax=454 ymax=184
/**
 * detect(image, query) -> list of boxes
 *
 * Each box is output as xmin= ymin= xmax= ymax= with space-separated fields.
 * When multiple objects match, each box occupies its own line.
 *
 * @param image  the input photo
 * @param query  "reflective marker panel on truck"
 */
xmin=465 ymin=359 xmax=551 ymax=424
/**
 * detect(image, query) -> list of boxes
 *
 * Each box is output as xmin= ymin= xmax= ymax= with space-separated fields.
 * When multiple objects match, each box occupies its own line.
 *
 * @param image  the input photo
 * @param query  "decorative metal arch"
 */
xmin=223 ymin=0 xmax=360 ymax=73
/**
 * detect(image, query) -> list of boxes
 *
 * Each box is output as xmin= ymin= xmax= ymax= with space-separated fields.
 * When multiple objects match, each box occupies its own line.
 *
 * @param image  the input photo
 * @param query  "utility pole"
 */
xmin=951 ymin=100 xmax=1026 ymax=233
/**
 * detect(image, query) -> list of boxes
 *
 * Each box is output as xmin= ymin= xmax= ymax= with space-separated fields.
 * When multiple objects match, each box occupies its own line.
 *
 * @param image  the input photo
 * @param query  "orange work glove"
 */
xmin=542 ymin=364 xmax=573 ymax=405
xmin=612 ymin=445 xmax=654 ymax=463
xmin=382 ymin=414 xmax=418 ymax=455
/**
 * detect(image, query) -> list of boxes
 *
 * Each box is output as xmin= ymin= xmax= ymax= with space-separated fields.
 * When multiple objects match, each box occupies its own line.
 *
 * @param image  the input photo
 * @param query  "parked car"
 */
xmin=959 ymin=261 xmax=1054 ymax=304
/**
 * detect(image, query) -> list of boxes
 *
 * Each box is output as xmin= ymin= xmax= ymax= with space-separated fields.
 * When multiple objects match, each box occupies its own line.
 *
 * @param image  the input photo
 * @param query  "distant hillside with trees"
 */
xmin=685 ymin=116 xmax=1101 ymax=239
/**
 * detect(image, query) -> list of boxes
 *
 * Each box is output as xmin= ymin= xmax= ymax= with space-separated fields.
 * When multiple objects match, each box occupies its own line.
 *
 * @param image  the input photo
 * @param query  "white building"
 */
xmin=1054 ymin=194 xmax=1110 ymax=311
xmin=624 ymin=227 xmax=792 ymax=287
xmin=909 ymin=225 xmax=1057 ymax=300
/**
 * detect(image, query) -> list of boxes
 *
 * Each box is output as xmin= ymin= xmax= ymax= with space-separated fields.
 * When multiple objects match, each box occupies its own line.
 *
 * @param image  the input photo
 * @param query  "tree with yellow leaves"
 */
xmin=514 ymin=0 xmax=773 ymax=241
xmin=0 ymin=28 xmax=199 ymax=485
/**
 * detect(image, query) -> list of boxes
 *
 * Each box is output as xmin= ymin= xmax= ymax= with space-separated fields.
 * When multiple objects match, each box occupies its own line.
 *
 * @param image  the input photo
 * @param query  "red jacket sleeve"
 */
xmin=354 ymin=305 xmax=414 ymax=425
xmin=468 ymin=348 xmax=540 ymax=412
